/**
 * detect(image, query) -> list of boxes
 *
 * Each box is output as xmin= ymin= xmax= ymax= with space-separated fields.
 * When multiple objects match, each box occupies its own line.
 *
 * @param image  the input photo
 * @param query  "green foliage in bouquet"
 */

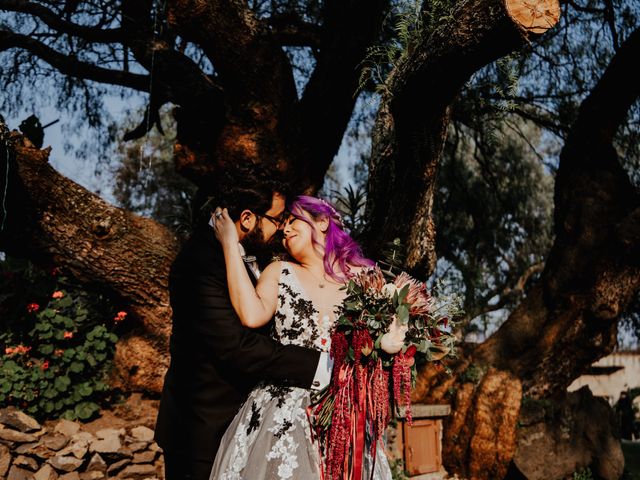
xmin=0 ymin=256 xmax=125 ymax=421
xmin=338 ymin=268 xmax=458 ymax=373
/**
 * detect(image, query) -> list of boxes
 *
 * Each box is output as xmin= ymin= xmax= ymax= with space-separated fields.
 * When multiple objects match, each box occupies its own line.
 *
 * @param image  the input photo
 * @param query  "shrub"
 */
xmin=0 ymin=256 xmax=125 ymax=421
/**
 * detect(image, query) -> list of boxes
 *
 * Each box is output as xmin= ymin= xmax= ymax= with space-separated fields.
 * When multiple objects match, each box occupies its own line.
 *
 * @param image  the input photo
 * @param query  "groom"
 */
xmin=154 ymin=165 xmax=331 ymax=480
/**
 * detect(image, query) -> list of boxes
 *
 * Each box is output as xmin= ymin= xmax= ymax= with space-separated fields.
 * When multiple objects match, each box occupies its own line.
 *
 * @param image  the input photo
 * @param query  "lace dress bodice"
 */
xmin=272 ymin=262 xmax=334 ymax=352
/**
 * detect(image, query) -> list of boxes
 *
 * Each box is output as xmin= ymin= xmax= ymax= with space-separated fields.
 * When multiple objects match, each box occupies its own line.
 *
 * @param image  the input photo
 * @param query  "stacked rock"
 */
xmin=0 ymin=408 xmax=164 ymax=480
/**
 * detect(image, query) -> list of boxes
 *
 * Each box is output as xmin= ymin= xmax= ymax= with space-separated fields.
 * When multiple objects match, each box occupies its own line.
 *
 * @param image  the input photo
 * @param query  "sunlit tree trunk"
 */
xmin=403 ymin=28 xmax=640 ymax=479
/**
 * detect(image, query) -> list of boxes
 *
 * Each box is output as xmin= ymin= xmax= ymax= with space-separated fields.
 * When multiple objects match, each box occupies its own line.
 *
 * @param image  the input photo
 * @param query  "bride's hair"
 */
xmin=288 ymin=196 xmax=374 ymax=282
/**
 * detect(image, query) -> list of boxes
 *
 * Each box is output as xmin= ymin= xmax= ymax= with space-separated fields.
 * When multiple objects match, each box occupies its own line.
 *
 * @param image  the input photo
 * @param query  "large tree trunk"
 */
xmin=408 ymin=28 xmax=640 ymax=479
xmin=1 ymin=0 xmax=389 ymax=393
xmin=165 ymin=0 xmax=388 ymax=192
xmin=364 ymin=0 xmax=552 ymax=275
xmin=0 ymin=127 xmax=178 ymax=393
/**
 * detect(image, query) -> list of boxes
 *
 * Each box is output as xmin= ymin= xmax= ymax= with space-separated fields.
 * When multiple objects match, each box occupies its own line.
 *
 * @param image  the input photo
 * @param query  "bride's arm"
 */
xmin=213 ymin=208 xmax=279 ymax=328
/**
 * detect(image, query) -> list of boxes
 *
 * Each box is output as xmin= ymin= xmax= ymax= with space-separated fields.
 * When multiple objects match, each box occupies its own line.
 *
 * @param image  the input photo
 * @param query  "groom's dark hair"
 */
xmin=194 ymin=162 xmax=289 ymax=229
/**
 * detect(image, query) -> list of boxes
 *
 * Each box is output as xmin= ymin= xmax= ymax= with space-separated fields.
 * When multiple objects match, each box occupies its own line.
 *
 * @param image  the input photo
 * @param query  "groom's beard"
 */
xmin=242 ymin=223 xmax=278 ymax=268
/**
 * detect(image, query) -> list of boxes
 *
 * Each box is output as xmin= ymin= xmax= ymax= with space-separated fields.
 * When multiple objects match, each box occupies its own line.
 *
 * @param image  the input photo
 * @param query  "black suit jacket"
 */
xmin=154 ymin=228 xmax=321 ymax=461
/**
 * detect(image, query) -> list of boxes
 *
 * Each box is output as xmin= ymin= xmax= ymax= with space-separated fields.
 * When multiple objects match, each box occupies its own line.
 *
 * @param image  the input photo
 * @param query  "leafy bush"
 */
xmin=0 ymin=256 xmax=125 ymax=420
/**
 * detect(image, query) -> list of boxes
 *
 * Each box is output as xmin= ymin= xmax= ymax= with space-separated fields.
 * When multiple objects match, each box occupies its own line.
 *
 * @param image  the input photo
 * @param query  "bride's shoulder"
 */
xmin=256 ymin=261 xmax=284 ymax=287
xmin=262 ymin=260 xmax=283 ymax=275
xmin=263 ymin=260 xmax=297 ymax=278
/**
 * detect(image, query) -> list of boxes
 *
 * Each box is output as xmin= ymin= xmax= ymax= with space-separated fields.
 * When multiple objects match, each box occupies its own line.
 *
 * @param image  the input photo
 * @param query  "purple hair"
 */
xmin=288 ymin=195 xmax=374 ymax=282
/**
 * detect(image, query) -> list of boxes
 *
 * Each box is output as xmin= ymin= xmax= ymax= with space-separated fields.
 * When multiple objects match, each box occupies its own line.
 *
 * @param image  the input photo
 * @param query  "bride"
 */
xmin=209 ymin=195 xmax=393 ymax=479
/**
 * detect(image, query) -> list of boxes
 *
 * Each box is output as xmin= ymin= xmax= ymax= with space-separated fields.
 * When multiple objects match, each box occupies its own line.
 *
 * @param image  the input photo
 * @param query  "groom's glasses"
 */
xmin=260 ymin=212 xmax=286 ymax=229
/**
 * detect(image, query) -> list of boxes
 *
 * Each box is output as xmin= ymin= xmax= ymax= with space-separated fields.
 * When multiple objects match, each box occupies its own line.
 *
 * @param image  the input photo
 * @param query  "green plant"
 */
xmin=357 ymin=0 xmax=458 ymax=98
xmin=572 ymin=467 xmax=594 ymax=480
xmin=0 ymin=257 xmax=124 ymax=421
xmin=357 ymin=0 xmax=426 ymax=98
xmin=389 ymin=457 xmax=410 ymax=480
xmin=460 ymin=363 xmax=486 ymax=385
xmin=332 ymin=184 xmax=367 ymax=237
xmin=379 ymin=238 xmax=406 ymax=280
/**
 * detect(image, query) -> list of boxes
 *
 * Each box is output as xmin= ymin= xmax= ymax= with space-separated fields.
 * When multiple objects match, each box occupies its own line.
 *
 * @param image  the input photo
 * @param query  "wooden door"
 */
xmin=403 ymin=419 xmax=442 ymax=475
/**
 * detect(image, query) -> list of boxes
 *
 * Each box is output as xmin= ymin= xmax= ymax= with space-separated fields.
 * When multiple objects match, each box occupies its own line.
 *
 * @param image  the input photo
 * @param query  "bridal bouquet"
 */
xmin=308 ymin=266 xmax=458 ymax=480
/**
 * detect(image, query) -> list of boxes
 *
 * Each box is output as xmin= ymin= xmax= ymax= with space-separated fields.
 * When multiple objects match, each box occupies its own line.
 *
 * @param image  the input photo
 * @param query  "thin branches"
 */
xmin=0 ymin=29 xmax=149 ymax=91
xmin=0 ymin=0 xmax=124 ymax=43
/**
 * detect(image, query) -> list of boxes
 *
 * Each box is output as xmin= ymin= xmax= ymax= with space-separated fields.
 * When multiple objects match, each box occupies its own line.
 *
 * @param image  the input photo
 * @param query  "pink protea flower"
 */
xmin=114 ymin=311 xmax=127 ymax=322
xmin=52 ymin=291 xmax=65 ymax=299
xmin=354 ymin=267 xmax=385 ymax=293
xmin=393 ymin=272 xmax=431 ymax=316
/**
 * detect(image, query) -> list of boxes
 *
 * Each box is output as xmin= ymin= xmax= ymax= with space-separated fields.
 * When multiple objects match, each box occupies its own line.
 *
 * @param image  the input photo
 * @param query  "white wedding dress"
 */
xmin=209 ymin=262 xmax=393 ymax=479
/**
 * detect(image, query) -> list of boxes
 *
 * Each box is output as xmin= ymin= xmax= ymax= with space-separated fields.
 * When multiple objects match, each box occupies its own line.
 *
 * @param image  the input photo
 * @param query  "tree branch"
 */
xmin=365 ymin=0 xmax=544 ymax=275
xmin=476 ymin=27 xmax=640 ymax=397
xmin=568 ymin=27 xmax=640 ymax=147
xmin=510 ymin=105 xmax=570 ymax=137
xmin=0 ymin=0 xmax=124 ymax=43
xmin=295 ymin=0 xmax=389 ymax=191
xmin=0 ymin=29 xmax=150 ymax=91
xmin=603 ymin=0 xmax=620 ymax=50
xmin=0 ymin=127 xmax=178 ymax=392
xmin=166 ymin=0 xmax=297 ymax=110
xmin=565 ymin=0 xmax=605 ymax=15
xmin=267 ymin=13 xmax=322 ymax=48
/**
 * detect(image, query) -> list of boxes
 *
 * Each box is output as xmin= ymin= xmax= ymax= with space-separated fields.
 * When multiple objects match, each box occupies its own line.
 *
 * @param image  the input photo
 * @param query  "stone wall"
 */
xmin=0 ymin=408 xmax=164 ymax=480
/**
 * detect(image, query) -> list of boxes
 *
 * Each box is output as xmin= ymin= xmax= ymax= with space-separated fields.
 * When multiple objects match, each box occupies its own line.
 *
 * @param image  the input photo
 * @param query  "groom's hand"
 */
xmin=212 ymin=207 xmax=239 ymax=248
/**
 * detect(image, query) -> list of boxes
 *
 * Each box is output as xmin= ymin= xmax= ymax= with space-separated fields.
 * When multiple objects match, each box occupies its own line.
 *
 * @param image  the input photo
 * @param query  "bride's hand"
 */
xmin=380 ymin=316 xmax=409 ymax=354
xmin=212 ymin=208 xmax=238 ymax=249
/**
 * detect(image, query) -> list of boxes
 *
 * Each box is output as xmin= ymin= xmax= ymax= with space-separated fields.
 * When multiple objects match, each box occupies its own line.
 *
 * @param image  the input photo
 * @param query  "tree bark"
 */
xmin=410 ymin=28 xmax=640 ymax=479
xmin=0 ymin=127 xmax=178 ymax=393
xmin=364 ymin=0 xmax=554 ymax=275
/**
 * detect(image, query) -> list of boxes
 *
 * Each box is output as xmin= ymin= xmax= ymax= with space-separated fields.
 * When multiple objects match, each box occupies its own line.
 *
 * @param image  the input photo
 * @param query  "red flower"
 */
xmin=26 ymin=303 xmax=40 ymax=313
xmin=52 ymin=291 xmax=64 ymax=299
xmin=41 ymin=360 xmax=50 ymax=371
xmin=114 ymin=311 xmax=127 ymax=322
xmin=5 ymin=345 xmax=31 ymax=356
xmin=405 ymin=344 xmax=417 ymax=358
xmin=63 ymin=331 xmax=74 ymax=339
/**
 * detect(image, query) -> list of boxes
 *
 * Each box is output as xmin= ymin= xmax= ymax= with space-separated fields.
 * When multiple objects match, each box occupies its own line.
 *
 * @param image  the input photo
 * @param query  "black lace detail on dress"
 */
xmin=274 ymin=419 xmax=293 ymax=439
xmin=247 ymin=401 xmax=261 ymax=435
xmin=267 ymin=384 xmax=293 ymax=408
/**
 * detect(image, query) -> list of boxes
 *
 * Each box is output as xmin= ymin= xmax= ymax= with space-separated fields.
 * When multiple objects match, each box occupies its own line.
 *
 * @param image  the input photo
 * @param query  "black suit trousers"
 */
xmin=164 ymin=452 xmax=213 ymax=480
